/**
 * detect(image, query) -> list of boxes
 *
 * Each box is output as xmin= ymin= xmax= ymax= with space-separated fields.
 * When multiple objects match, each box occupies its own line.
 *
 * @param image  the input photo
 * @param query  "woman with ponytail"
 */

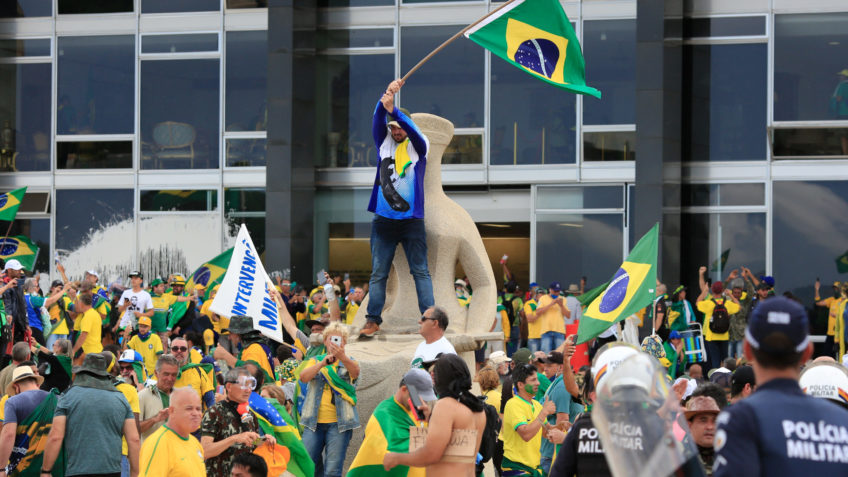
xmin=383 ymin=353 xmax=486 ymax=476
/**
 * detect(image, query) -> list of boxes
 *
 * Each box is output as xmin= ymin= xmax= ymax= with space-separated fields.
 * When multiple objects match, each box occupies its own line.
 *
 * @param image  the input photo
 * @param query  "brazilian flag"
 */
xmin=186 ymin=247 xmax=234 ymax=299
xmin=464 ymin=0 xmax=601 ymax=98
xmin=249 ymin=392 xmax=314 ymax=477
xmin=347 ymin=397 xmax=425 ymax=477
xmin=836 ymin=250 xmax=848 ymax=274
xmin=0 ymin=235 xmax=39 ymax=271
xmin=0 ymin=187 xmax=26 ymax=221
xmin=576 ymin=223 xmax=659 ymax=344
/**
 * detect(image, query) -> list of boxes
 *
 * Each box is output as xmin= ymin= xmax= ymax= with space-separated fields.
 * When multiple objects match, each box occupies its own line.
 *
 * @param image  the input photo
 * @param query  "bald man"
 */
xmin=140 ymin=387 xmax=206 ymax=476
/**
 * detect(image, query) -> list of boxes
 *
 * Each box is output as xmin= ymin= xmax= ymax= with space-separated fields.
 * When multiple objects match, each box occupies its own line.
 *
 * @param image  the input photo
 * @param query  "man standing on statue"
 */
xmin=360 ymin=79 xmax=434 ymax=338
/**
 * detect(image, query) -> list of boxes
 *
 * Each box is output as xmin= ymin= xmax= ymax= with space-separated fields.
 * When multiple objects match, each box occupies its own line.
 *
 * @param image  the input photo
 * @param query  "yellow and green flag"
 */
xmin=347 ymin=397 xmax=425 ymax=477
xmin=249 ymin=392 xmax=314 ymax=477
xmin=0 ymin=187 xmax=26 ymax=221
xmin=464 ymin=0 xmax=601 ymax=98
xmin=0 ymin=235 xmax=39 ymax=271
xmin=186 ymin=247 xmax=234 ymax=295
xmin=836 ymin=250 xmax=848 ymax=274
xmin=576 ymin=223 xmax=659 ymax=344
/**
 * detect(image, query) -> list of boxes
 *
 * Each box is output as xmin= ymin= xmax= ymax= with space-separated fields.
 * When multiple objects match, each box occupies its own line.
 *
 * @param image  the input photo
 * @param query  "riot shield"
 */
xmin=591 ymin=352 xmax=705 ymax=477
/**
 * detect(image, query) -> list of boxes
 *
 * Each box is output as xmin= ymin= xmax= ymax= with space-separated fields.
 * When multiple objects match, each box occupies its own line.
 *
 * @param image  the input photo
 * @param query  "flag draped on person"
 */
xmin=186 ymin=247 xmax=234 ymax=299
xmin=347 ymin=397 xmax=425 ymax=477
xmin=6 ymin=389 xmax=64 ymax=476
xmin=0 ymin=187 xmax=26 ymax=221
xmin=576 ymin=223 xmax=659 ymax=344
xmin=248 ymin=392 xmax=314 ymax=477
xmin=210 ymin=224 xmax=283 ymax=342
xmin=463 ymin=0 xmax=601 ymax=98
xmin=0 ymin=235 xmax=39 ymax=271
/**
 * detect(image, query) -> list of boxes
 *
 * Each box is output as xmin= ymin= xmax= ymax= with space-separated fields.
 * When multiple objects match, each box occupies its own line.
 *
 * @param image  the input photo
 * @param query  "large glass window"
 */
xmin=679 ymin=212 xmax=767 ymax=289
xmin=401 ymin=26 xmax=484 ymax=129
xmin=226 ymin=31 xmax=267 ymax=132
xmin=55 ymin=189 xmax=134 ymax=255
xmin=316 ymin=54 xmax=394 ymax=167
xmin=58 ymin=1 xmax=132 ymax=14
xmin=314 ymin=188 xmax=373 ymax=280
xmin=140 ymin=190 xmax=218 ymax=212
xmin=683 ymin=44 xmax=767 ymax=161
xmin=0 ymin=39 xmax=50 ymax=58
xmin=535 ymin=213 xmax=623 ymax=287
xmin=57 ymin=36 xmax=135 ymax=136
xmin=774 ymin=14 xmax=848 ymax=122
xmin=774 ymin=181 xmax=848 ymax=305
xmin=0 ymin=64 xmax=51 ymax=171
xmin=142 ymin=0 xmax=219 ymax=13
xmin=0 ymin=1 xmax=51 ymax=17
xmin=491 ymin=57 xmax=575 ymax=165
xmin=582 ymin=19 xmax=636 ymax=125
xmin=141 ymin=59 xmax=220 ymax=169
xmin=56 ymin=141 xmax=133 ymax=169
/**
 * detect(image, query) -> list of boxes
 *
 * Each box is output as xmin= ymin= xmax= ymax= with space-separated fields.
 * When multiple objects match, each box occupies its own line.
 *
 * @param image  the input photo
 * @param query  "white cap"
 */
xmin=3 ymin=259 xmax=22 ymax=271
xmin=800 ymin=362 xmax=848 ymax=406
xmin=85 ymin=270 xmax=99 ymax=277
xmin=488 ymin=350 xmax=511 ymax=366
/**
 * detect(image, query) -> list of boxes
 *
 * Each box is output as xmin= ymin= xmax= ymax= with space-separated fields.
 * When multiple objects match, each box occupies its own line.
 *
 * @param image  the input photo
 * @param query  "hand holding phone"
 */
xmin=407 ymin=384 xmax=426 ymax=421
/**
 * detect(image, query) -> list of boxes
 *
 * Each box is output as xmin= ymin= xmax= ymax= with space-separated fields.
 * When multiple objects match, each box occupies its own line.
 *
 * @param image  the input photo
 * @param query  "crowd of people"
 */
xmin=0 ymin=247 xmax=846 ymax=477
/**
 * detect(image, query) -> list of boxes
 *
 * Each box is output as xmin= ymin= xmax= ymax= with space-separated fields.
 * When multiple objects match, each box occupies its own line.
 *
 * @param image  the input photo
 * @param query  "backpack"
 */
xmin=709 ymin=298 xmax=731 ymax=334
xmin=477 ymin=401 xmax=502 ymax=466
xmin=502 ymin=295 xmax=519 ymax=328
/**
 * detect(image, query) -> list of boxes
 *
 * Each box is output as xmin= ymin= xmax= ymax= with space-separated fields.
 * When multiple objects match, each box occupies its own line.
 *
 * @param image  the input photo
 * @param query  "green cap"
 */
xmin=512 ymin=348 xmax=533 ymax=365
xmin=229 ymin=315 xmax=255 ymax=335
xmin=150 ymin=278 xmax=163 ymax=287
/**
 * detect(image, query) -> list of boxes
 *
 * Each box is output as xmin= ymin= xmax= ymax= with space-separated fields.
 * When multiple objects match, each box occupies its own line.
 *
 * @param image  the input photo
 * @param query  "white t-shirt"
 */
xmin=411 ymin=336 xmax=456 ymax=369
xmin=565 ymin=295 xmax=582 ymax=325
xmin=118 ymin=289 xmax=153 ymax=329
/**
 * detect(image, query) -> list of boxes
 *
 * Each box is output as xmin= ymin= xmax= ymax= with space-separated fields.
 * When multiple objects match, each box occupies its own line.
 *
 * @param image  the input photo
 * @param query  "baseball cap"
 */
xmin=759 ymin=276 xmax=775 ymax=287
xmin=544 ymin=351 xmax=564 ymax=364
xmin=745 ymin=296 xmax=809 ymax=354
xmin=50 ymin=279 xmax=64 ymax=289
xmin=528 ymin=282 xmax=538 ymax=288
xmin=118 ymin=349 xmax=142 ymax=363
xmin=3 ymin=259 xmax=22 ymax=271
xmin=711 ymin=281 xmax=724 ymax=294
xmin=85 ymin=269 xmax=98 ymax=277
xmin=137 ymin=316 xmax=152 ymax=327
xmin=799 ymin=362 xmax=848 ymax=406
xmin=402 ymin=368 xmax=437 ymax=402
xmin=730 ymin=365 xmax=755 ymax=396
xmin=668 ymin=330 xmax=682 ymax=340
xmin=549 ymin=282 xmax=562 ymax=292
xmin=128 ymin=270 xmax=143 ymax=278
xmin=488 ymin=350 xmax=511 ymax=366
xmin=512 ymin=348 xmax=533 ymax=365
xmin=150 ymin=278 xmax=163 ymax=287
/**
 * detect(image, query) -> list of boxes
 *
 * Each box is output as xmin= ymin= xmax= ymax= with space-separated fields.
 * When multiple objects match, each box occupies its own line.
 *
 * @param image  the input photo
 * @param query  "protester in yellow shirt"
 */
xmin=535 ymin=283 xmax=571 ymax=353
xmin=73 ymin=293 xmax=103 ymax=360
xmin=344 ymin=287 xmax=365 ymax=325
xmin=126 ymin=317 xmax=164 ymax=374
xmin=523 ymin=288 xmax=546 ymax=352
xmin=214 ymin=316 xmax=276 ymax=385
xmin=170 ymin=337 xmax=216 ymax=410
xmin=501 ymin=363 xmax=556 ymax=476
xmin=696 ymin=280 xmax=740 ymax=370
xmin=106 ymin=351 xmax=142 ymax=467
xmin=140 ymin=387 xmax=206 ymax=477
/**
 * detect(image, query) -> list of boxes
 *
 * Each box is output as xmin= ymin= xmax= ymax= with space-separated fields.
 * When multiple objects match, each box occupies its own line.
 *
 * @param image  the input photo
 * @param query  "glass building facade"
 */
xmin=1 ymin=0 xmax=847 ymax=313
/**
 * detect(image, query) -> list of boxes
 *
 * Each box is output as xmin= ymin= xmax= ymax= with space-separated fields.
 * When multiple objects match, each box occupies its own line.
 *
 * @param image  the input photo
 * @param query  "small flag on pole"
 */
xmin=576 ymin=223 xmax=659 ymax=344
xmin=464 ymin=0 xmax=601 ymax=98
xmin=0 ymin=187 xmax=27 ymax=222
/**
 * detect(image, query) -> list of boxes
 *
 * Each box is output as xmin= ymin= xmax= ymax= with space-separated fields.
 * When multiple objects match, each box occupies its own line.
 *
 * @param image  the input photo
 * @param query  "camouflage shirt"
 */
xmin=728 ymin=281 xmax=754 ymax=342
xmin=201 ymin=399 xmax=259 ymax=477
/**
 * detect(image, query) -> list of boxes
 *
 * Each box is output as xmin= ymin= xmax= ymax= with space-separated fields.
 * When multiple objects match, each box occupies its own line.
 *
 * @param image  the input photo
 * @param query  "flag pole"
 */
xmin=0 ymin=219 xmax=14 ymax=248
xmin=401 ymin=0 xmax=521 ymax=82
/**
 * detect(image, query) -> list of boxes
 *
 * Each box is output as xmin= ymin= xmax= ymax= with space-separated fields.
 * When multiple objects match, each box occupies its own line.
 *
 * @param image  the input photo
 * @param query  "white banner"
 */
xmin=210 ymin=224 xmax=283 ymax=343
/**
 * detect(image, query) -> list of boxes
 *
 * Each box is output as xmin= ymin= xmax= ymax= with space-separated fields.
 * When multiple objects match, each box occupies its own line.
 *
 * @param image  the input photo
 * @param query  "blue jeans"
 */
xmin=541 ymin=331 xmax=564 ymax=353
xmin=303 ymin=422 xmax=353 ymax=477
xmin=366 ymin=216 xmax=434 ymax=325
xmin=728 ymin=340 xmax=742 ymax=359
xmin=705 ymin=340 xmax=727 ymax=371
xmin=527 ymin=338 xmax=541 ymax=352
xmin=540 ymin=455 xmax=553 ymax=475
xmin=121 ymin=455 xmax=129 ymax=477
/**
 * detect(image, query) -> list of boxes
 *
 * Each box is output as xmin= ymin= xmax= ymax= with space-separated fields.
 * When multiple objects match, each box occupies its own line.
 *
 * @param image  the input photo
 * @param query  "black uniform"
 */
xmin=714 ymin=378 xmax=848 ymax=476
xmin=550 ymin=412 xmax=611 ymax=477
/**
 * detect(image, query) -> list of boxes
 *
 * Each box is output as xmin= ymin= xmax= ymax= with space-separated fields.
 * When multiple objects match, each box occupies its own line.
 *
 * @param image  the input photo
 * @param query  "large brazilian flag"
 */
xmin=186 ymin=247 xmax=234 ymax=298
xmin=464 ymin=0 xmax=601 ymax=98
xmin=347 ymin=397 xmax=425 ymax=477
xmin=248 ymin=392 xmax=314 ymax=477
xmin=0 ymin=187 xmax=26 ymax=221
xmin=576 ymin=223 xmax=659 ymax=344
xmin=0 ymin=235 xmax=39 ymax=271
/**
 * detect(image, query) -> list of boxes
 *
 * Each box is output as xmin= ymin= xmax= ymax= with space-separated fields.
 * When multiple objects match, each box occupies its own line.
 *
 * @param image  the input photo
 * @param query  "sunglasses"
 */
xmin=171 ymin=346 xmax=188 ymax=352
xmin=119 ymin=364 xmax=133 ymax=371
xmin=419 ymin=316 xmax=437 ymax=323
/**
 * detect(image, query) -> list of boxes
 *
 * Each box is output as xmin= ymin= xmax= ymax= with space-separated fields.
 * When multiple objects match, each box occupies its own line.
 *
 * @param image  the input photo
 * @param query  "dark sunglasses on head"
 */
xmin=171 ymin=346 xmax=188 ymax=352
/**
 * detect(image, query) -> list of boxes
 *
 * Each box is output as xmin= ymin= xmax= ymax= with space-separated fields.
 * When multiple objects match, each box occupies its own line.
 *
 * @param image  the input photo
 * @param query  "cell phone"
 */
xmin=344 ymin=273 xmax=350 ymax=281
xmin=317 ymin=270 xmax=327 ymax=285
xmin=217 ymin=385 xmax=225 ymax=394
xmin=407 ymin=383 xmax=426 ymax=420
xmin=329 ymin=335 xmax=342 ymax=346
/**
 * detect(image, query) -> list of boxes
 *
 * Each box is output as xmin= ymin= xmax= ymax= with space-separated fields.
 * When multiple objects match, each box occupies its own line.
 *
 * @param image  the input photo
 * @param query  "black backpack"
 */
xmin=477 ymin=401 xmax=502 ymax=465
xmin=709 ymin=298 xmax=731 ymax=334
xmin=502 ymin=295 xmax=519 ymax=327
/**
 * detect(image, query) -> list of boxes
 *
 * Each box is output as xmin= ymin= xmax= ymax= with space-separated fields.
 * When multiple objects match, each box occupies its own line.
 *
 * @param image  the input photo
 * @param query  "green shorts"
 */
xmin=151 ymin=313 xmax=168 ymax=333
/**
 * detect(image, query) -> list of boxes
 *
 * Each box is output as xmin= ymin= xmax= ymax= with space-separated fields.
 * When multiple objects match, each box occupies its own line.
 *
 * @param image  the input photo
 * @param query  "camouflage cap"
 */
xmin=229 ymin=315 xmax=255 ymax=335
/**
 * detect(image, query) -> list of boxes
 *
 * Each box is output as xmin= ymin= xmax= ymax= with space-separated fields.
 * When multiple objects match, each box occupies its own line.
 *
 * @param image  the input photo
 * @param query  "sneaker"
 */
xmin=359 ymin=321 xmax=380 ymax=338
